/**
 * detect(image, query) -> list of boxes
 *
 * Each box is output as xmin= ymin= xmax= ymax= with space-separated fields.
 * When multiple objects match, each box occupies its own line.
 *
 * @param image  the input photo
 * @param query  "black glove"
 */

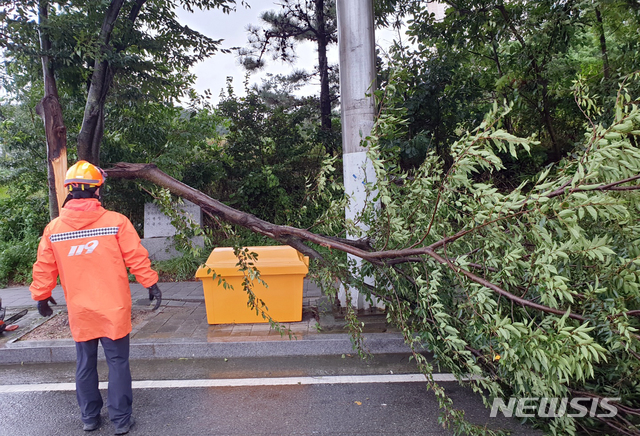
xmin=37 ymin=296 xmax=57 ymax=317
xmin=148 ymin=284 xmax=162 ymax=311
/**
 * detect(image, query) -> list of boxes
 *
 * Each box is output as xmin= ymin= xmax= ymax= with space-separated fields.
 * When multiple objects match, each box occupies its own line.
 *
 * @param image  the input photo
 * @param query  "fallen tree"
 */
xmin=106 ymin=160 xmax=629 ymax=323
xmin=105 ymin=77 xmax=640 ymax=435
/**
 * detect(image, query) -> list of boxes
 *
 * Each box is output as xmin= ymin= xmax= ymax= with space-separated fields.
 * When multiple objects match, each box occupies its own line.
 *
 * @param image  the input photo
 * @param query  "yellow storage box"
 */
xmin=195 ymin=246 xmax=309 ymax=324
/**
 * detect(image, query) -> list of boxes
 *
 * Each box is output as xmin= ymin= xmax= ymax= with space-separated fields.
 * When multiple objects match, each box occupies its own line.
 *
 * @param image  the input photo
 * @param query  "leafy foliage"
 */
xmin=0 ymin=193 xmax=48 ymax=287
xmin=0 ymin=0 xmax=236 ymax=102
xmin=0 ymin=96 xmax=51 ymax=286
xmin=381 ymin=0 xmax=640 ymax=172
xmin=214 ymin=81 xmax=327 ymax=226
xmin=313 ymin=72 xmax=640 ymax=435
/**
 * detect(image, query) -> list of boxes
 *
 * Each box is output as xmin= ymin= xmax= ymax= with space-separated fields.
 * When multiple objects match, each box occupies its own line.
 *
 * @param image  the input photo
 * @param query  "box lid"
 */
xmin=195 ymin=246 xmax=309 ymax=278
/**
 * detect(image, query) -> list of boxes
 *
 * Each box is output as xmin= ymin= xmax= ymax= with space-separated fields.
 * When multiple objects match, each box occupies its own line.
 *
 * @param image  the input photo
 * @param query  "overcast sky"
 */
xmin=175 ymin=1 xmax=409 ymax=104
xmin=176 ymin=1 xmax=332 ymax=102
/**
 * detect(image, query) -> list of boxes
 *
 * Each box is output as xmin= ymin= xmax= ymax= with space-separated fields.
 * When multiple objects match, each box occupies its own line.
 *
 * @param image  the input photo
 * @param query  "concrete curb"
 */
xmin=0 ymin=333 xmax=412 ymax=364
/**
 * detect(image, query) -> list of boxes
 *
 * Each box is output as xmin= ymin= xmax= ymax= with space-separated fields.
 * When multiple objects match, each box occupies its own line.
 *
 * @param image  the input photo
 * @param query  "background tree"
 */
xmin=0 ymin=0 xmax=240 ymax=217
xmin=238 ymin=0 xmax=339 ymax=153
xmin=215 ymin=79 xmax=326 ymax=226
xmin=380 ymin=0 xmax=640 ymax=174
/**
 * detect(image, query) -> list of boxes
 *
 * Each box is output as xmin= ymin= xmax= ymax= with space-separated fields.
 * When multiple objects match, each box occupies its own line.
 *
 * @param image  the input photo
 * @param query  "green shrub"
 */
xmin=0 ymin=193 xmax=49 ymax=286
xmin=0 ymin=235 xmax=39 ymax=287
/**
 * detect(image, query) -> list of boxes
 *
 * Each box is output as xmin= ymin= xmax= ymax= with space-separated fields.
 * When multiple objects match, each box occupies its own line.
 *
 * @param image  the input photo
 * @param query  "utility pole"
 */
xmin=336 ymin=0 xmax=382 ymax=310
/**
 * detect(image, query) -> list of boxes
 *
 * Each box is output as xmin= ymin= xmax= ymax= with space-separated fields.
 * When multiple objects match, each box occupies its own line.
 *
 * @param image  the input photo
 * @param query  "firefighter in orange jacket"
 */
xmin=30 ymin=160 xmax=162 ymax=435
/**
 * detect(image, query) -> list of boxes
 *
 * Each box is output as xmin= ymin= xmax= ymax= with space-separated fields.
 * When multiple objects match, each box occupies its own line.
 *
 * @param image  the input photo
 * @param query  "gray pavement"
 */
xmin=0 ymin=279 xmax=410 ymax=365
xmin=0 ymin=375 xmax=543 ymax=436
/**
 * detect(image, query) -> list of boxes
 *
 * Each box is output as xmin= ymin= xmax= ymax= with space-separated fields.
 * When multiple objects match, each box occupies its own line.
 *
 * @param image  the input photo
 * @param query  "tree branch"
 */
xmin=423 ymin=248 xmax=586 ymax=321
xmin=36 ymin=0 xmax=67 ymax=219
xmin=547 ymin=174 xmax=640 ymax=198
xmin=77 ymin=0 xmax=126 ymax=163
xmin=105 ymin=162 xmax=589 ymax=322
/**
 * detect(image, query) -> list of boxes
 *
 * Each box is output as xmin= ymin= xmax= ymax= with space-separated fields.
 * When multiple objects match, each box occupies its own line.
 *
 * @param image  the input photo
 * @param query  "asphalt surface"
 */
xmin=0 ymin=356 xmax=544 ymax=436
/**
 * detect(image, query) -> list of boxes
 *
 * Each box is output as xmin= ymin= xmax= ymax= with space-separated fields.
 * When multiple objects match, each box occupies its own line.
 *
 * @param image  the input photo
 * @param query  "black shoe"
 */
xmin=114 ymin=416 xmax=135 ymax=435
xmin=83 ymin=416 xmax=101 ymax=431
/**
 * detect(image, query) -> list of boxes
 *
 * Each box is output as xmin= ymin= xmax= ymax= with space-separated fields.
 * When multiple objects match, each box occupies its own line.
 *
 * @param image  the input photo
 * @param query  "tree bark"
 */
xmin=36 ymin=0 xmax=67 ymax=219
xmin=316 ymin=0 xmax=332 ymax=132
xmin=76 ymin=0 xmax=126 ymax=164
xmin=594 ymin=6 xmax=610 ymax=82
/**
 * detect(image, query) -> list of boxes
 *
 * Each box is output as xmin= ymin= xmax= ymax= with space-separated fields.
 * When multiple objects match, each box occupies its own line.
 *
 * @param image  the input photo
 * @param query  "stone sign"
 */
xmin=143 ymin=200 xmax=202 ymax=238
xmin=142 ymin=200 xmax=204 ymax=261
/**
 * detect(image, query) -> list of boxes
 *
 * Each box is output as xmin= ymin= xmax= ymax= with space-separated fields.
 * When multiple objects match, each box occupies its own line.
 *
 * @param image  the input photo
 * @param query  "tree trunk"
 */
xmin=540 ymin=80 xmax=561 ymax=159
xmin=316 ymin=0 xmax=332 ymax=132
xmin=105 ymin=162 xmax=328 ymax=261
xmin=36 ymin=0 xmax=67 ymax=219
xmin=595 ymin=4 xmax=612 ymax=106
xmin=595 ymin=6 xmax=610 ymax=82
xmin=76 ymin=0 xmax=125 ymax=164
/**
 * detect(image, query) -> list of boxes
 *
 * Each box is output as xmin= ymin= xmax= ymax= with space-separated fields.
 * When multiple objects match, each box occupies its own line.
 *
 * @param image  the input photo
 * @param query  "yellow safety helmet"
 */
xmin=64 ymin=160 xmax=106 ymax=191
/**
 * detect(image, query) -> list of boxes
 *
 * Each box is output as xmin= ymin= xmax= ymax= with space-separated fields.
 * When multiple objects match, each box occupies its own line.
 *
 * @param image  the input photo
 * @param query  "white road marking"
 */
xmin=0 ymin=373 xmax=467 ymax=393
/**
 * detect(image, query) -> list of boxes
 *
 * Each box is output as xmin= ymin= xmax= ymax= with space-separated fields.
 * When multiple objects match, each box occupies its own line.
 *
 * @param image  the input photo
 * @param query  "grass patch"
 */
xmin=150 ymin=253 xmax=205 ymax=282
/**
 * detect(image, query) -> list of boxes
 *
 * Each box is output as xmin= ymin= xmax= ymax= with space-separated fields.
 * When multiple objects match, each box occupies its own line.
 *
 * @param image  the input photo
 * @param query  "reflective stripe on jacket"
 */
xmin=30 ymin=198 xmax=158 ymax=342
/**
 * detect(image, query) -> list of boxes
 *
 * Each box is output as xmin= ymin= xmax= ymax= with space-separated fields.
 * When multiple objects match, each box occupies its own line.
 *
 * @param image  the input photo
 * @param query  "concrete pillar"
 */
xmin=336 ymin=0 xmax=383 ymax=310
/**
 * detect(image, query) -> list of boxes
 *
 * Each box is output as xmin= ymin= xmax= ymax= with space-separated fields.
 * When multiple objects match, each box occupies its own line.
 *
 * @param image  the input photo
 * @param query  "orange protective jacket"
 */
xmin=30 ymin=198 xmax=158 ymax=342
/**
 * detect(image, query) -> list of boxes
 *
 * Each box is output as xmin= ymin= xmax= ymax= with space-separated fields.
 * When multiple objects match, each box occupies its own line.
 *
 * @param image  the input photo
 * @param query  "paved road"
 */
xmin=0 ymin=355 xmax=543 ymax=436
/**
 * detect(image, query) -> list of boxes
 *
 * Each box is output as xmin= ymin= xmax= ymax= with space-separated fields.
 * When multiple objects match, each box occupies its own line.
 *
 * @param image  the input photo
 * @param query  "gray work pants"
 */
xmin=75 ymin=334 xmax=132 ymax=427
